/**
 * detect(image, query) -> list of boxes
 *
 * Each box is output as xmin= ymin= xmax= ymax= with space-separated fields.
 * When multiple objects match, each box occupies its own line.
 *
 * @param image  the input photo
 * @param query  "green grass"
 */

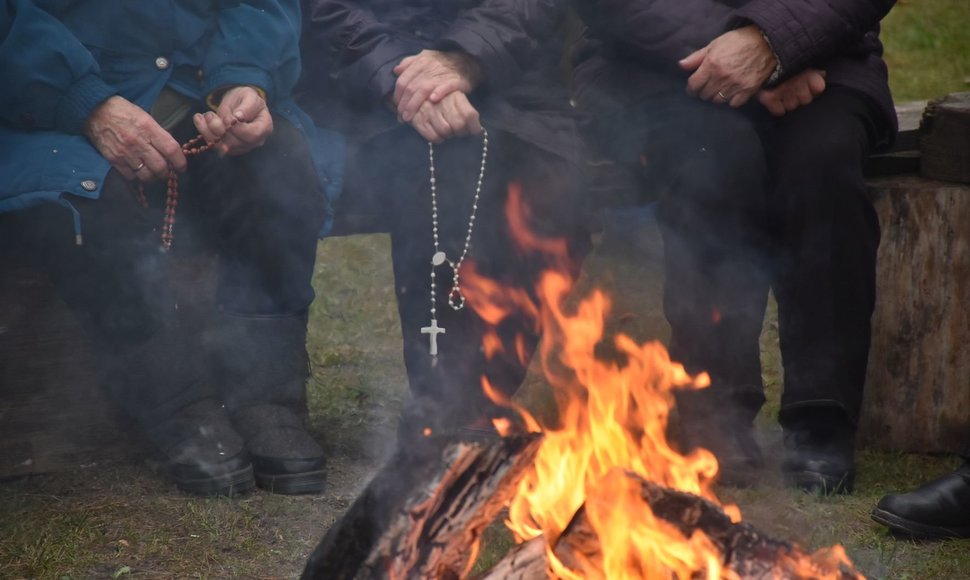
xmin=882 ymin=0 xmax=970 ymax=101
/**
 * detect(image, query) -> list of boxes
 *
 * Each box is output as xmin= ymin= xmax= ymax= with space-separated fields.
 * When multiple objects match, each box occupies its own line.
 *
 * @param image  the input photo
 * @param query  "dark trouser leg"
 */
xmin=12 ymin=170 xmax=210 ymax=427
xmin=182 ymin=117 xmax=328 ymax=494
xmin=765 ymin=87 xmax=883 ymax=428
xmin=8 ymin=165 xmax=254 ymax=495
xmin=636 ymin=95 xmax=772 ymax=422
xmin=345 ymin=128 xmax=590 ymax=436
xmin=761 ymin=88 xmax=885 ymax=494
xmin=606 ymin=94 xmax=772 ymax=483
xmin=183 ymin=117 xmax=327 ymax=413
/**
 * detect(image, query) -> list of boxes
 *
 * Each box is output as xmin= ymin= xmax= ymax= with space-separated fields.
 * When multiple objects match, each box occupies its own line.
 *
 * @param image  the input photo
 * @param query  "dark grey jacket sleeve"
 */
xmin=573 ymin=0 xmax=733 ymax=67
xmin=300 ymin=0 xmax=421 ymax=101
xmin=436 ymin=0 xmax=565 ymax=91
xmin=733 ymin=0 xmax=896 ymax=81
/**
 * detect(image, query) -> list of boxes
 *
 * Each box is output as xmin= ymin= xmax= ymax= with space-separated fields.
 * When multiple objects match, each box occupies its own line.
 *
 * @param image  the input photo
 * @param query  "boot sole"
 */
xmin=255 ymin=469 xmax=326 ymax=495
xmin=871 ymin=508 xmax=970 ymax=539
xmin=175 ymin=464 xmax=256 ymax=497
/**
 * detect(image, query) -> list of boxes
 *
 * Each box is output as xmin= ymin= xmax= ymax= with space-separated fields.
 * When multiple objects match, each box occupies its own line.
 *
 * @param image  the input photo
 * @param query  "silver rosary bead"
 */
xmin=422 ymin=128 xmax=489 ymax=356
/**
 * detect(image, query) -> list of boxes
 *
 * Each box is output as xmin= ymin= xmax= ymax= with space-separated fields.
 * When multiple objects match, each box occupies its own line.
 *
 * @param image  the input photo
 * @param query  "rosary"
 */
xmin=133 ymin=117 xmax=238 ymax=251
xmin=421 ymin=127 xmax=489 ymax=357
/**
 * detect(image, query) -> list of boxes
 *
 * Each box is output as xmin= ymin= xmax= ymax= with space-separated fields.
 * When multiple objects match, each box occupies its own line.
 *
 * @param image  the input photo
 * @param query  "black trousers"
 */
xmin=337 ymin=127 xmax=591 ymax=432
xmin=599 ymin=87 xmax=886 ymax=427
xmin=6 ymin=114 xmax=327 ymax=424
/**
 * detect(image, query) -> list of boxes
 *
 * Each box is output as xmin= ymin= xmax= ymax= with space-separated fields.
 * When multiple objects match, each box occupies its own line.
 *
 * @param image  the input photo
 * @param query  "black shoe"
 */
xmin=148 ymin=399 xmax=255 ymax=496
xmin=871 ymin=461 xmax=970 ymax=539
xmin=781 ymin=407 xmax=855 ymax=495
xmin=232 ymin=404 xmax=326 ymax=495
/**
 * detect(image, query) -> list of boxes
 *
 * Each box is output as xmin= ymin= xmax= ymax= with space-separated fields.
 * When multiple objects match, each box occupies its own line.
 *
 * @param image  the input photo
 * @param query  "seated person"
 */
xmin=297 ymin=0 xmax=591 ymax=441
xmin=0 ymin=0 xmax=339 ymax=496
xmin=872 ymin=448 xmax=970 ymax=539
xmin=571 ymin=0 xmax=897 ymax=493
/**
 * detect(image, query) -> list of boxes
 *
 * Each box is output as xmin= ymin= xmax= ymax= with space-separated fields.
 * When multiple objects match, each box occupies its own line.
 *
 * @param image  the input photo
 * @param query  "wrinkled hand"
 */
xmin=680 ymin=25 xmax=778 ymax=108
xmin=408 ymin=91 xmax=482 ymax=143
xmin=193 ymin=86 xmax=273 ymax=156
xmin=393 ymin=49 xmax=483 ymax=123
xmin=757 ymin=69 xmax=826 ymax=116
xmin=84 ymin=95 xmax=186 ymax=183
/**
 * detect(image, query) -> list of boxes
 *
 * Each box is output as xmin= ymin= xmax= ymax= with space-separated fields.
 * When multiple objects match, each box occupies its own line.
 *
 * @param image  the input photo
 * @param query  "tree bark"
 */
xmin=861 ymin=175 xmax=970 ymax=453
xmin=920 ymin=92 xmax=970 ymax=184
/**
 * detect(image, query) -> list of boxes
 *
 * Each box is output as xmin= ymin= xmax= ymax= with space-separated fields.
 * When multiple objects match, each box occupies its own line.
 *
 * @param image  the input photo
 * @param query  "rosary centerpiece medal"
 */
xmin=421 ymin=128 xmax=489 ymax=357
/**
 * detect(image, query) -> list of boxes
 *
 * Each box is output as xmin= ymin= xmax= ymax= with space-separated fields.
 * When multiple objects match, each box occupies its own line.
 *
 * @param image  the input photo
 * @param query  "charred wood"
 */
xmin=480 ymin=472 xmax=860 ymax=580
xmin=302 ymin=433 xmax=542 ymax=579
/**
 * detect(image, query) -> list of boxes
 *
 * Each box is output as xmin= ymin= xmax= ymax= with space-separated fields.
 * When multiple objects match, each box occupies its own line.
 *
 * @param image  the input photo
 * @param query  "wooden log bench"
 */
xmin=1 ymin=95 xmax=968 ymax=479
xmin=858 ymin=94 xmax=970 ymax=453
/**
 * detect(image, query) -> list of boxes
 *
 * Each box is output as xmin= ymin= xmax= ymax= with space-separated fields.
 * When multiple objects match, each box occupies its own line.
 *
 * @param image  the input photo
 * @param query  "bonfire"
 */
xmin=302 ymin=187 xmax=863 ymax=580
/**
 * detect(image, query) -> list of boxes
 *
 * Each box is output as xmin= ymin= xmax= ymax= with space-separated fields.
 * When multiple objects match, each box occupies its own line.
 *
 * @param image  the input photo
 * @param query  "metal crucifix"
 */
xmin=421 ymin=318 xmax=446 ymax=356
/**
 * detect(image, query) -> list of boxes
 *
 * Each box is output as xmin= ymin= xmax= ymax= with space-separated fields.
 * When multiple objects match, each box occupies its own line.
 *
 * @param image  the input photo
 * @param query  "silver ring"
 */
xmin=133 ymin=160 xmax=146 ymax=171
xmin=717 ymin=91 xmax=728 ymax=101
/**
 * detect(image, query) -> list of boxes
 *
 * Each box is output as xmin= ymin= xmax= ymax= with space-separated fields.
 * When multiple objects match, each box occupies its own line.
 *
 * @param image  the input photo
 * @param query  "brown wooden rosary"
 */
xmin=133 ymin=117 xmax=238 ymax=251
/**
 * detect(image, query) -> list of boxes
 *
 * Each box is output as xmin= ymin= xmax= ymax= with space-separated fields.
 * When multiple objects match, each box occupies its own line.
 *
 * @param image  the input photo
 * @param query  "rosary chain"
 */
xmin=428 ymin=127 xmax=488 ymax=320
xmin=134 ymin=117 xmax=238 ymax=251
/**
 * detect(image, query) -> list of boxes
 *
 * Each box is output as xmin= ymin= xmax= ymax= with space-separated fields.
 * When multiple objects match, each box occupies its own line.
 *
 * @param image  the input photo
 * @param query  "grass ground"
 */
xmin=881 ymin=0 xmax=970 ymax=102
xmin=2 ymin=1 xmax=970 ymax=578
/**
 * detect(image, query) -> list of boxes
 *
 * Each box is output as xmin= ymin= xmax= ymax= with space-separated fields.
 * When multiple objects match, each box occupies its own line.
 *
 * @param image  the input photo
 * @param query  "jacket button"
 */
xmin=81 ymin=180 xmax=97 ymax=192
xmin=155 ymin=56 xmax=170 ymax=70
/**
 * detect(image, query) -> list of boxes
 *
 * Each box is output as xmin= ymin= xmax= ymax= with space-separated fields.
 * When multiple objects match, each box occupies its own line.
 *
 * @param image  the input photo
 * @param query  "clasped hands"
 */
xmin=84 ymin=85 xmax=272 ymax=183
xmin=391 ymin=49 xmax=484 ymax=143
xmin=680 ymin=25 xmax=826 ymax=116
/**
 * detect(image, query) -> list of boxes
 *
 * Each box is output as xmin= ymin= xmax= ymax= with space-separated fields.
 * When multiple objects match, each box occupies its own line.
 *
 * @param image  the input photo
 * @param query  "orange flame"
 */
xmin=502 ymin=270 xmax=728 ymax=578
xmin=460 ymin=184 xmax=860 ymax=578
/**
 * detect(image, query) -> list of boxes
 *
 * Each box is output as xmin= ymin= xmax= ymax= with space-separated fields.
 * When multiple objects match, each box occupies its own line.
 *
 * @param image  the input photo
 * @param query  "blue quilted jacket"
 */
xmin=0 ymin=0 xmax=343 ymax=234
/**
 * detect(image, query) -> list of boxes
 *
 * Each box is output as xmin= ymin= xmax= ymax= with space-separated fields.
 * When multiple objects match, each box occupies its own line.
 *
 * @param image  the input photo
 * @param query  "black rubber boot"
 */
xmin=103 ymin=324 xmax=254 ymax=496
xmin=145 ymin=399 xmax=255 ymax=496
xmin=211 ymin=312 xmax=326 ymax=495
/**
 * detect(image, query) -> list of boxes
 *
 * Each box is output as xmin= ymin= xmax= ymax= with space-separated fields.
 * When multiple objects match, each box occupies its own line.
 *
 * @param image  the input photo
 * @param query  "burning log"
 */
xmin=305 ymin=432 xmax=860 ymax=580
xmin=301 ymin=433 xmax=542 ymax=579
xmin=479 ymin=471 xmax=860 ymax=579
xmin=304 ymin=264 xmax=864 ymax=579
xmin=474 ymin=536 xmax=546 ymax=579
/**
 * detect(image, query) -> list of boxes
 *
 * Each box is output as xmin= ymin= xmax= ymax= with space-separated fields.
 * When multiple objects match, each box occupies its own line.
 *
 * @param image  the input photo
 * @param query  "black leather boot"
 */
xmin=211 ymin=311 xmax=326 ymax=494
xmin=872 ymin=460 xmax=970 ymax=539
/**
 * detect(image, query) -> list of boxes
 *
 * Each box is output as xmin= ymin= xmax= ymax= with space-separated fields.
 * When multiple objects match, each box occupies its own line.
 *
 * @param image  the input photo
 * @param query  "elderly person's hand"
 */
xmin=679 ymin=25 xmax=778 ymax=108
xmin=408 ymin=91 xmax=482 ymax=143
xmin=392 ymin=49 xmax=483 ymax=123
xmin=757 ymin=69 xmax=826 ymax=116
xmin=84 ymin=96 xmax=187 ymax=183
xmin=194 ymin=85 xmax=273 ymax=156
